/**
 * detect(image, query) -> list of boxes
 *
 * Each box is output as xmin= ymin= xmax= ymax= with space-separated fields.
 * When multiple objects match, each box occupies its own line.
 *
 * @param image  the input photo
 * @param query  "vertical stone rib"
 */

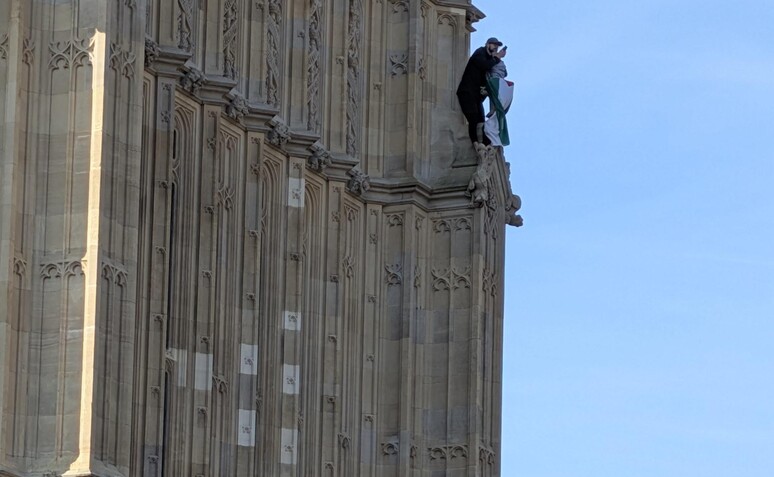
xmin=300 ymin=178 xmax=324 ymax=474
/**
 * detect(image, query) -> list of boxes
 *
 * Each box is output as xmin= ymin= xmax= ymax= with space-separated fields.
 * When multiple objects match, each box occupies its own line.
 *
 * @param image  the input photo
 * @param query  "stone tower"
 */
xmin=0 ymin=0 xmax=521 ymax=476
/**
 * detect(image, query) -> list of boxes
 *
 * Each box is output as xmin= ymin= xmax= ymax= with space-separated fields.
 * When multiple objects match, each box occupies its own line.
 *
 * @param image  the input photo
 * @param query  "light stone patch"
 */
xmin=283 ymin=311 xmax=301 ymax=331
xmin=237 ymin=409 xmax=256 ymax=447
xmin=194 ymin=353 xmax=213 ymax=391
xmin=282 ymin=364 xmax=299 ymax=395
xmin=240 ymin=344 xmax=259 ymax=375
xmin=280 ymin=428 xmax=298 ymax=464
xmin=288 ymin=177 xmax=305 ymax=208
xmin=170 ymin=348 xmax=188 ymax=387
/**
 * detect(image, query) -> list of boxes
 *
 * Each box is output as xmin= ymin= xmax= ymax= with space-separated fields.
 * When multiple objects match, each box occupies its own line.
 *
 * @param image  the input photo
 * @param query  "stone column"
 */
xmin=0 ymin=0 xmax=144 ymax=475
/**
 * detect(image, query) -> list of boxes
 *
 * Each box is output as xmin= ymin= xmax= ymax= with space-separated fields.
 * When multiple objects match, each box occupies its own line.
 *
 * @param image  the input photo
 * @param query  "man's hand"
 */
xmin=496 ymin=48 xmax=507 ymax=59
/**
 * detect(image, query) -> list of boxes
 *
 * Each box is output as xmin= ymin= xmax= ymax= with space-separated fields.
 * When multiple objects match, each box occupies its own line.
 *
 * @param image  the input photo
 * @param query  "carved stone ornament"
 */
xmin=164 ymin=349 xmax=176 ymax=373
xmin=432 ymin=217 xmax=471 ymax=234
xmin=384 ymin=264 xmax=403 ymax=286
xmin=180 ymin=65 xmax=206 ymax=94
xmin=266 ymin=115 xmax=290 ymax=148
xmin=177 ymin=0 xmax=194 ymax=50
xmin=428 ymin=444 xmax=468 ymax=461
xmin=386 ymin=214 xmax=403 ymax=227
xmin=346 ymin=166 xmax=370 ymax=196
xmin=0 ymin=34 xmax=8 ymax=60
xmin=40 ymin=260 xmax=85 ymax=279
xmin=482 ymin=267 xmax=497 ymax=297
xmin=389 ymin=0 xmax=409 ymax=13
xmin=49 ymin=37 xmax=94 ymax=70
xmin=479 ymin=445 xmax=496 ymax=465
xmin=101 ymin=261 xmax=129 ymax=286
xmin=308 ymin=141 xmax=331 ymax=171
xmin=431 ymin=267 xmax=471 ymax=291
xmin=13 ymin=256 xmax=28 ymax=278
xmin=382 ymin=441 xmax=399 ymax=456
xmin=346 ymin=0 xmax=363 ymax=156
xmin=505 ymin=193 xmax=524 ymax=227
xmin=307 ymin=0 xmax=323 ymax=131
xmin=212 ymin=374 xmax=229 ymax=394
xmin=109 ymin=42 xmax=136 ymax=79
xmin=265 ymin=0 xmax=282 ymax=106
xmin=226 ymin=91 xmax=250 ymax=121
xmin=389 ymin=53 xmax=409 ymax=76
xmin=144 ymin=36 xmax=159 ymax=67
xmin=22 ymin=38 xmax=35 ymax=65
xmin=223 ymin=0 xmax=239 ymax=79
xmin=467 ymin=143 xmax=496 ymax=207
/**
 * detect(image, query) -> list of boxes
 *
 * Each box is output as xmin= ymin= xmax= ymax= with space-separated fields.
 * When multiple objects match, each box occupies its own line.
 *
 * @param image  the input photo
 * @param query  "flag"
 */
xmin=484 ymin=77 xmax=514 ymax=147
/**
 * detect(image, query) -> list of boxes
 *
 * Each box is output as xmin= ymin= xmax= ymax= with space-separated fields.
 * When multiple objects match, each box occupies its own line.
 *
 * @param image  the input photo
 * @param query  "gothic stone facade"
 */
xmin=0 ymin=0 xmax=521 ymax=476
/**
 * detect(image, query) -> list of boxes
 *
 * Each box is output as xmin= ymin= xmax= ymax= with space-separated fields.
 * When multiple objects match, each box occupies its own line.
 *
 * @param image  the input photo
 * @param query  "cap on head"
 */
xmin=486 ymin=37 xmax=503 ymax=47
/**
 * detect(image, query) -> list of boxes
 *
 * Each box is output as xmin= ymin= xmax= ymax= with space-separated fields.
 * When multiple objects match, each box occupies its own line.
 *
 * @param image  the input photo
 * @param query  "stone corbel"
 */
xmin=307 ymin=141 xmax=331 ymax=172
xmin=346 ymin=166 xmax=371 ymax=196
xmin=144 ymin=36 xmax=159 ymax=67
xmin=179 ymin=63 xmax=206 ymax=95
xmin=226 ymin=89 xmax=250 ymax=121
xmin=267 ymin=115 xmax=291 ymax=149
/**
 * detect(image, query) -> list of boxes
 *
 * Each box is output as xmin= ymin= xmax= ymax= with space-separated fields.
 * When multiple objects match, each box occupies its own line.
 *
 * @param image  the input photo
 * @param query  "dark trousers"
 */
xmin=457 ymin=90 xmax=490 ymax=145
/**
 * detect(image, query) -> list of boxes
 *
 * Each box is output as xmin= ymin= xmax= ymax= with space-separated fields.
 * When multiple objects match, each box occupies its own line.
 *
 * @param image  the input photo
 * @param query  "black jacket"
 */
xmin=457 ymin=46 xmax=501 ymax=95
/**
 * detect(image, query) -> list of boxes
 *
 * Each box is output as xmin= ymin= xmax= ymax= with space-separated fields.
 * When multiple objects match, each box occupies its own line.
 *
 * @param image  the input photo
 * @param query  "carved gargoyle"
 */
xmin=226 ymin=91 xmax=249 ymax=121
xmin=308 ymin=141 xmax=331 ymax=172
xmin=180 ymin=65 xmax=206 ymax=94
xmin=346 ymin=166 xmax=370 ymax=196
xmin=505 ymin=193 xmax=524 ymax=227
xmin=467 ymin=142 xmax=496 ymax=207
xmin=267 ymin=115 xmax=290 ymax=148
xmin=144 ymin=36 xmax=159 ymax=67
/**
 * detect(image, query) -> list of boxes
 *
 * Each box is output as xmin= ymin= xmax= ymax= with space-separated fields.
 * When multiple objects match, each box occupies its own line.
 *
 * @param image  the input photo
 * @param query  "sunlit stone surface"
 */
xmin=0 ymin=1 xmax=520 ymax=475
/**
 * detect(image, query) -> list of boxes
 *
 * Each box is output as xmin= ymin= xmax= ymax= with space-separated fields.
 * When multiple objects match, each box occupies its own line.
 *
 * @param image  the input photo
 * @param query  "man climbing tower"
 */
xmin=457 ymin=37 xmax=507 ymax=145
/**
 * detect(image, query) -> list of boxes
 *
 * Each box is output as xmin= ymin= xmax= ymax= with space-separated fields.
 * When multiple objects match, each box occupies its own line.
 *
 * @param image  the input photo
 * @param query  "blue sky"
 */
xmin=470 ymin=1 xmax=774 ymax=475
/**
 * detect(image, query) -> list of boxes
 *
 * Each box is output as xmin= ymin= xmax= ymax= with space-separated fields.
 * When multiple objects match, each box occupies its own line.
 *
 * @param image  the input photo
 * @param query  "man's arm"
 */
xmin=470 ymin=47 xmax=500 ymax=71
